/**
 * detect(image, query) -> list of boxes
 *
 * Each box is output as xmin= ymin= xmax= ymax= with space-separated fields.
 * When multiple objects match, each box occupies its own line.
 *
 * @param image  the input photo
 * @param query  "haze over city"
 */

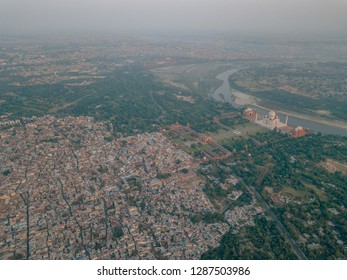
xmin=1 ymin=0 xmax=347 ymax=36
xmin=1 ymin=0 xmax=347 ymax=265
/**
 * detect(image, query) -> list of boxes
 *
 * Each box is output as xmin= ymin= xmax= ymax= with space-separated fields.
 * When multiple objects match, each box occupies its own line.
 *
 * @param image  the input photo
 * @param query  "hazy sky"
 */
xmin=1 ymin=0 xmax=347 ymax=36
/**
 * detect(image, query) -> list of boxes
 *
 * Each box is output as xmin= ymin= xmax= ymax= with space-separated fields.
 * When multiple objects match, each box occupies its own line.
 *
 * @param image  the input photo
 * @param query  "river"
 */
xmin=211 ymin=69 xmax=347 ymax=137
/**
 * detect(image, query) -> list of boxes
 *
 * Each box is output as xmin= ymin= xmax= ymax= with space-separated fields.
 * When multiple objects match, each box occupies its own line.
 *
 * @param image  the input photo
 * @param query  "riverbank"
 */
xmin=212 ymin=68 xmax=347 ymax=136
xmin=231 ymin=90 xmax=347 ymax=131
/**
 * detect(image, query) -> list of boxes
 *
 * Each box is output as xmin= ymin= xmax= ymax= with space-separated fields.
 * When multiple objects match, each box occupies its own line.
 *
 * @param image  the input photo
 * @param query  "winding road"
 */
xmin=149 ymin=91 xmax=166 ymax=121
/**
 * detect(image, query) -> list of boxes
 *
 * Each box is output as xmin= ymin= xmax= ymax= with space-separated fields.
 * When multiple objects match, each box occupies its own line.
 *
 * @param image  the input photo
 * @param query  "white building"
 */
xmin=255 ymin=110 xmax=288 ymax=130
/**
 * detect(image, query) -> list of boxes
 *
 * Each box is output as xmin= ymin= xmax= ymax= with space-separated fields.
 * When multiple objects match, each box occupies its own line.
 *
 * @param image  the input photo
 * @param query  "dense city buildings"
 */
xmin=0 ymin=116 xmax=229 ymax=259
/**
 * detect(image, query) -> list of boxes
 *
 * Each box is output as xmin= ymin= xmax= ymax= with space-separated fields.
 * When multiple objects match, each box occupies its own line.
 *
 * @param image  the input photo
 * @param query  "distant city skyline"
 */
xmin=1 ymin=0 xmax=347 ymax=36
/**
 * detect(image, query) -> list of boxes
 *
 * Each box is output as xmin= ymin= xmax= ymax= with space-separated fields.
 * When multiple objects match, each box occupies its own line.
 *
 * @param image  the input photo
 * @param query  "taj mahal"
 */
xmin=244 ymin=108 xmax=307 ymax=137
xmin=244 ymin=108 xmax=288 ymax=130
xmin=256 ymin=110 xmax=288 ymax=130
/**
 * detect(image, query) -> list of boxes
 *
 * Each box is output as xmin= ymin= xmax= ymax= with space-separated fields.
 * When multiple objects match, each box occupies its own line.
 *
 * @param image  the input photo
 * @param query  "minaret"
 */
xmin=285 ymin=115 xmax=288 ymax=126
xmin=255 ymin=113 xmax=258 ymax=122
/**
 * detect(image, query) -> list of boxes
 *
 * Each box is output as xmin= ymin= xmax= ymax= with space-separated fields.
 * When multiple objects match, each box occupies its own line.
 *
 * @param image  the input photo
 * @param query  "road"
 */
xmin=149 ymin=91 xmax=166 ymax=121
xmin=244 ymin=183 xmax=308 ymax=260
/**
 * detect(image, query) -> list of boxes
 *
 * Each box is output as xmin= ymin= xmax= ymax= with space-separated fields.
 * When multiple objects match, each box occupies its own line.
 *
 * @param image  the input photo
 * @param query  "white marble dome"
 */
xmin=268 ymin=110 xmax=276 ymax=120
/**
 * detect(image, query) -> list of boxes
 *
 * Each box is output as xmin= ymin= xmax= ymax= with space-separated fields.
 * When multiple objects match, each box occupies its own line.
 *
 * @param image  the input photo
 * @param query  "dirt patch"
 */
xmin=231 ymin=90 xmax=259 ymax=106
xmin=279 ymin=85 xmax=317 ymax=99
xmin=320 ymin=159 xmax=347 ymax=175
xmin=164 ymin=79 xmax=191 ymax=91
xmin=3 ymin=92 xmax=17 ymax=97
xmin=174 ymin=94 xmax=194 ymax=103
xmin=311 ymin=110 xmax=332 ymax=116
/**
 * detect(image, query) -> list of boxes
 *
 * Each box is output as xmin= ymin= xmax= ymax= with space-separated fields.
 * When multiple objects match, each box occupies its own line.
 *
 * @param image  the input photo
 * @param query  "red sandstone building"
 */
xmin=243 ymin=108 xmax=257 ymax=118
xmin=289 ymin=126 xmax=307 ymax=138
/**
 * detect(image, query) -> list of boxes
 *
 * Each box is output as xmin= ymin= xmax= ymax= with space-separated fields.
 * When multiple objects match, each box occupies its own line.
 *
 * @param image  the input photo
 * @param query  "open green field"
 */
xmin=213 ymin=121 xmax=267 ymax=144
xmin=234 ymin=122 xmax=267 ymax=135
xmin=304 ymin=184 xmax=328 ymax=201
xmin=281 ymin=187 xmax=311 ymax=200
